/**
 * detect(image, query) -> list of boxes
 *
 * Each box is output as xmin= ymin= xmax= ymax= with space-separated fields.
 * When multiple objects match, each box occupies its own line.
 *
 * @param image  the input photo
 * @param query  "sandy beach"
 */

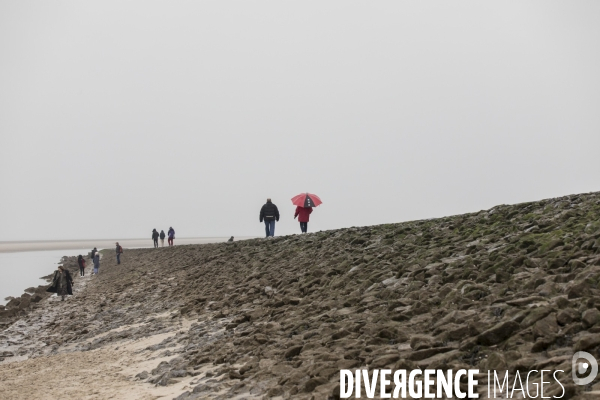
xmin=0 ymin=271 xmax=242 ymax=400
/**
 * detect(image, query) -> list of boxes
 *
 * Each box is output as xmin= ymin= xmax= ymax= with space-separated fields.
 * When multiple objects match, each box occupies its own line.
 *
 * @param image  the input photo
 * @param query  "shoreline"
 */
xmin=0 ymin=236 xmax=255 ymax=307
xmin=0 ymin=249 xmax=222 ymax=399
xmin=0 ymin=237 xmax=256 ymax=253
xmin=0 ymin=236 xmax=254 ymax=306
xmin=0 ymin=253 xmax=82 ymax=322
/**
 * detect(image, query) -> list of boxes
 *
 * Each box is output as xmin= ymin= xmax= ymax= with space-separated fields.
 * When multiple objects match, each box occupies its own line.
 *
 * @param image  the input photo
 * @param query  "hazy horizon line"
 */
xmin=0 ymin=236 xmax=254 ymax=244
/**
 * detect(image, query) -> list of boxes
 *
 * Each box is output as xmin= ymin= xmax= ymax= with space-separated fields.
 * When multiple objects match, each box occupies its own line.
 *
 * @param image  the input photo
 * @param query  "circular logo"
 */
xmin=572 ymin=351 xmax=598 ymax=386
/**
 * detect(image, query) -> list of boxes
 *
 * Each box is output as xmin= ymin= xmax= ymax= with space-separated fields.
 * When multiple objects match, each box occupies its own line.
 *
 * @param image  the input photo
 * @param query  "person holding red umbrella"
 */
xmin=291 ymin=193 xmax=322 ymax=234
xmin=294 ymin=206 xmax=312 ymax=233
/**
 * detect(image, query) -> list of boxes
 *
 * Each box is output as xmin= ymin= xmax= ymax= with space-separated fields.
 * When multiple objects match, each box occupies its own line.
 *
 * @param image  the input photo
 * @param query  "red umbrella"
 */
xmin=291 ymin=193 xmax=322 ymax=208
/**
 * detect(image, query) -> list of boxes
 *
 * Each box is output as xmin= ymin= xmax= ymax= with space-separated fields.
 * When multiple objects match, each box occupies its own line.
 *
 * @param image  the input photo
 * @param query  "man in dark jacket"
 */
xmin=152 ymin=229 xmax=159 ymax=248
xmin=92 ymin=252 xmax=100 ymax=275
xmin=259 ymin=198 xmax=279 ymax=237
xmin=115 ymin=242 xmax=123 ymax=264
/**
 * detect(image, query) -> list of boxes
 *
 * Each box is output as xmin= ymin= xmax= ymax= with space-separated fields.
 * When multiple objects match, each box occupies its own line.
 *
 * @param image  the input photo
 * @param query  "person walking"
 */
xmin=46 ymin=265 xmax=74 ymax=301
xmin=152 ymin=229 xmax=159 ymax=248
xmin=159 ymin=230 xmax=166 ymax=247
xmin=92 ymin=251 xmax=100 ymax=275
xmin=168 ymin=227 xmax=175 ymax=246
xmin=115 ymin=242 xmax=123 ymax=264
xmin=259 ymin=198 xmax=280 ymax=238
xmin=77 ymin=255 xmax=86 ymax=277
xmin=294 ymin=206 xmax=313 ymax=233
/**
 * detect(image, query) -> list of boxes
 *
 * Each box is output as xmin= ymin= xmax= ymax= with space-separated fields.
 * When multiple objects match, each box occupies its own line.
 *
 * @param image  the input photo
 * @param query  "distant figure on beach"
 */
xmin=259 ymin=198 xmax=280 ymax=238
xmin=159 ymin=230 xmax=166 ymax=247
xmin=115 ymin=242 xmax=123 ymax=264
xmin=294 ymin=206 xmax=313 ymax=233
xmin=168 ymin=227 xmax=175 ymax=246
xmin=91 ymin=247 xmax=97 ymax=260
xmin=228 ymin=236 xmax=234 ymax=242
xmin=77 ymin=255 xmax=86 ymax=277
xmin=46 ymin=265 xmax=74 ymax=301
xmin=92 ymin=252 xmax=100 ymax=275
xmin=152 ymin=229 xmax=159 ymax=248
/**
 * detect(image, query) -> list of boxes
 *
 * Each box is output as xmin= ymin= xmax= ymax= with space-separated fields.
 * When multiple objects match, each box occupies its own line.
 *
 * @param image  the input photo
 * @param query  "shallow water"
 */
xmin=0 ymin=249 xmax=89 ymax=305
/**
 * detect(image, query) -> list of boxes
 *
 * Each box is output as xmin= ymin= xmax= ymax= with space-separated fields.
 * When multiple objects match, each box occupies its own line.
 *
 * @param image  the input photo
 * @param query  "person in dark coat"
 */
xmin=92 ymin=252 xmax=100 ymax=275
xmin=294 ymin=206 xmax=313 ymax=233
xmin=168 ymin=227 xmax=175 ymax=246
xmin=259 ymin=198 xmax=280 ymax=238
xmin=115 ymin=242 xmax=123 ymax=264
xmin=152 ymin=229 xmax=159 ymax=248
xmin=159 ymin=230 xmax=166 ymax=247
xmin=91 ymin=247 xmax=97 ymax=260
xmin=46 ymin=266 xmax=74 ymax=301
xmin=77 ymin=255 xmax=86 ymax=277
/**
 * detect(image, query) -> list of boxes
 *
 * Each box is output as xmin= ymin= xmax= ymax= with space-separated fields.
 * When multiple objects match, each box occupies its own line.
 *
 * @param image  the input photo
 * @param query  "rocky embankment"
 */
xmin=0 ymin=270 xmax=59 ymax=330
xmin=1 ymin=192 xmax=600 ymax=399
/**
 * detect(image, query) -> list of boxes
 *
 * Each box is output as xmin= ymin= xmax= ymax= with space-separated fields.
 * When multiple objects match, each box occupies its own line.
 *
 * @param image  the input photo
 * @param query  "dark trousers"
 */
xmin=264 ymin=220 xmax=275 ymax=237
xmin=79 ymin=266 xmax=85 ymax=276
xmin=168 ymin=237 xmax=173 ymax=246
xmin=116 ymin=253 xmax=121 ymax=264
xmin=300 ymin=222 xmax=308 ymax=233
xmin=153 ymin=239 xmax=158 ymax=248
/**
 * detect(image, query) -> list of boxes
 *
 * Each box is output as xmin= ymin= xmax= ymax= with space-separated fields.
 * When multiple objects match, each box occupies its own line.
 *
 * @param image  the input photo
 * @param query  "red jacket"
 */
xmin=294 ymin=206 xmax=313 ymax=222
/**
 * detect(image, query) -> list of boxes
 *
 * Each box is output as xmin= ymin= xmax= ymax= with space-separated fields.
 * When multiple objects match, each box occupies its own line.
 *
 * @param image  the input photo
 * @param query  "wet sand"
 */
xmin=0 ymin=271 xmax=249 ymax=400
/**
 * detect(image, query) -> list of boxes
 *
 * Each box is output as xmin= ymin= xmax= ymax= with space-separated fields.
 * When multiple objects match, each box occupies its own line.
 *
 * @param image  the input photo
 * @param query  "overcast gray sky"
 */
xmin=1 ymin=1 xmax=599 ymax=241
